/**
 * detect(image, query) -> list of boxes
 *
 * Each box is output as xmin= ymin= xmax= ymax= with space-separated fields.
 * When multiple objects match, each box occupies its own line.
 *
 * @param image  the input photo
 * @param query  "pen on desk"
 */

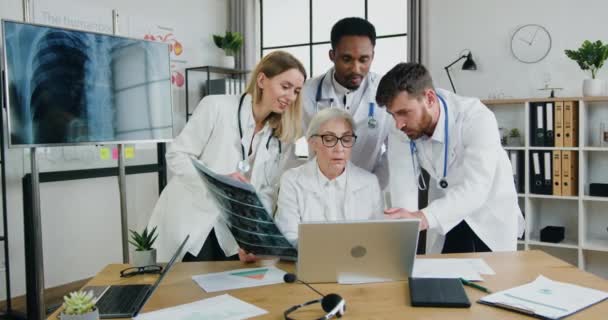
xmin=459 ymin=278 xmax=491 ymax=293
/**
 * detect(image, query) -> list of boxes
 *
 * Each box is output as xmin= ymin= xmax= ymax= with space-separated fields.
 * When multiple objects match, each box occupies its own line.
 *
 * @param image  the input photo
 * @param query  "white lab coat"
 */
xmin=274 ymin=160 xmax=384 ymax=245
xmin=391 ymin=89 xmax=525 ymax=253
xmin=148 ymin=94 xmax=295 ymax=261
xmin=301 ymin=68 xmax=393 ymax=188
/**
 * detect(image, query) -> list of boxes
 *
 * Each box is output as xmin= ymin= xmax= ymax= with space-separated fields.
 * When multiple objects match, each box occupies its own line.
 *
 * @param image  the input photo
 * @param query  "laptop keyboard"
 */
xmin=97 ymin=284 xmax=151 ymax=318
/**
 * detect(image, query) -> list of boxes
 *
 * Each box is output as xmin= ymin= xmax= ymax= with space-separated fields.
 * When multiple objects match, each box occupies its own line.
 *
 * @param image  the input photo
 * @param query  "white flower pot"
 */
xmin=582 ymin=79 xmax=606 ymax=96
xmin=60 ymin=308 xmax=100 ymax=320
xmin=132 ymin=249 xmax=156 ymax=267
xmin=222 ymin=55 xmax=235 ymax=69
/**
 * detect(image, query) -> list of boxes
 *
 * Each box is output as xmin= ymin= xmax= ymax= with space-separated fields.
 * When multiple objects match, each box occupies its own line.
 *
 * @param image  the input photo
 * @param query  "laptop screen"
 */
xmin=134 ymin=235 xmax=189 ymax=315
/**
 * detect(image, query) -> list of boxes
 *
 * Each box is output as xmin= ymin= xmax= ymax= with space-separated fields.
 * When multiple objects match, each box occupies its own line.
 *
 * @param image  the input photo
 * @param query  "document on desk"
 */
xmin=192 ymin=266 xmax=287 ymax=292
xmin=412 ymin=258 xmax=495 ymax=281
xmin=479 ymin=275 xmax=608 ymax=319
xmin=134 ymin=294 xmax=267 ymax=320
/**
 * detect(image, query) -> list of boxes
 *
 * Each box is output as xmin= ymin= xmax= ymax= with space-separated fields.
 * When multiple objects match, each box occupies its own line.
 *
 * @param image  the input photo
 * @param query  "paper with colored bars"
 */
xmin=192 ymin=266 xmax=287 ymax=292
xmin=133 ymin=294 xmax=267 ymax=320
xmin=191 ymin=159 xmax=297 ymax=260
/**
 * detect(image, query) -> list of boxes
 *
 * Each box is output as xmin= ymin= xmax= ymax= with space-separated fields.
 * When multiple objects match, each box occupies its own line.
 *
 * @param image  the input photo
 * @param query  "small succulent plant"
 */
xmin=129 ymin=226 xmax=158 ymax=251
xmin=62 ymin=290 xmax=96 ymax=315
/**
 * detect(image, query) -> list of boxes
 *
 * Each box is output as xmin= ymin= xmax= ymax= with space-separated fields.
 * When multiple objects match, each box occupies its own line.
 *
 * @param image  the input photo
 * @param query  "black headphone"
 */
xmin=283 ymin=273 xmax=346 ymax=320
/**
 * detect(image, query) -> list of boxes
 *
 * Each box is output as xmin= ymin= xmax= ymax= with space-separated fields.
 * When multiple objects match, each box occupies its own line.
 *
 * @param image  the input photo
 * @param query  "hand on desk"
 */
xmin=384 ymin=208 xmax=429 ymax=231
xmin=238 ymin=248 xmax=259 ymax=263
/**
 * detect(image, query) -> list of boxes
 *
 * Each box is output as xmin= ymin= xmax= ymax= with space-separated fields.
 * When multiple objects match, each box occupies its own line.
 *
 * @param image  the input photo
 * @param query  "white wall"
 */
xmin=0 ymin=0 xmax=228 ymax=299
xmin=422 ymin=0 xmax=608 ymax=99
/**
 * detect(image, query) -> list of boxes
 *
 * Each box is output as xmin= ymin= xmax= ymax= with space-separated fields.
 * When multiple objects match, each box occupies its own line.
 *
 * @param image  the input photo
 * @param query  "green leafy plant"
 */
xmin=62 ymin=290 xmax=96 ymax=315
xmin=509 ymin=128 xmax=521 ymax=138
xmin=129 ymin=226 xmax=158 ymax=251
xmin=565 ymin=40 xmax=608 ymax=79
xmin=213 ymin=31 xmax=243 ymax=56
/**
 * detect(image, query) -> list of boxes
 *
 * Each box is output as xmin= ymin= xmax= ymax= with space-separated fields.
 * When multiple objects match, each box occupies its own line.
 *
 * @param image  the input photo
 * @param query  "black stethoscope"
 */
xmin=236 ymin=93 xmax=282 ymax=174
xmin=409 ymin=94 xmax=449 ymax=190
xmin=315 ymin=74 xmax=377 ymax=129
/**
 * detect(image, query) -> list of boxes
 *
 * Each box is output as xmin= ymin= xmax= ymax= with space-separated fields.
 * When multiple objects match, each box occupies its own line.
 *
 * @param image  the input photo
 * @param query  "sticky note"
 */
xmin=112 ymin=148 xmax=119 ymax=160
xmin=99 ymin=147 xmax=110 ymax=160
xmin=125 ymin=146 xmax=135 ymax=159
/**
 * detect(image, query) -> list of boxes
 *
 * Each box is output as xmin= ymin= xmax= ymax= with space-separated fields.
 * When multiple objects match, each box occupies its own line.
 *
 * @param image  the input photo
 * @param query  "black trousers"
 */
xmin=441 ymin=221 xmax=491 ymax=253
xmin=182 ymin=228 xmax=238 ymax=262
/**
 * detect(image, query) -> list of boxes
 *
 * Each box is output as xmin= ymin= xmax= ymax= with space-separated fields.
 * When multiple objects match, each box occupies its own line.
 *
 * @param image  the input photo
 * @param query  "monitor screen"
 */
xmin=2 ymin=20 xmax=174 ymax=147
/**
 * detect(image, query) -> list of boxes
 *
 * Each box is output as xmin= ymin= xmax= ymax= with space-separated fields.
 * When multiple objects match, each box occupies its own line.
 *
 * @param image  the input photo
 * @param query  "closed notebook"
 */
xmin=409 ymin=277 xmax=471 ymax=308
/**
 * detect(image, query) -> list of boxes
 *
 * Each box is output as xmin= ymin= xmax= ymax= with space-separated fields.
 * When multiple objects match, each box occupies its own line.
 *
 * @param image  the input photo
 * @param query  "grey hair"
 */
xmin=306 ymin=108 xmax=356 ymax=139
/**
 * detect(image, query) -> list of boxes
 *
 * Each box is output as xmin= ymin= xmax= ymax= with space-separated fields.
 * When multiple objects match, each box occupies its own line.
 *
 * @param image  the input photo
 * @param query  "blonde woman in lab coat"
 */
xmin=274 ymin=108 xmax=384 ymax=246
xmin=148 ymin=51 xmax=306 ymax=262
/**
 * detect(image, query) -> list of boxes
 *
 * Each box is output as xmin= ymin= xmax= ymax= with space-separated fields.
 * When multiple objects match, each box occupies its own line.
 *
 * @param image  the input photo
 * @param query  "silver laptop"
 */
xmin=297 ymin=220 xmax=420 ymax=283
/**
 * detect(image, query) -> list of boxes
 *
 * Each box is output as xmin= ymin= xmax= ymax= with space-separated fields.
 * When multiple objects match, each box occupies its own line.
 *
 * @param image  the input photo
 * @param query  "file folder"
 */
xmin=530 ymin=151 xmax=543 ymax=194
xmin=543 ymin=151 xmax=553 ymax=195
xmin=530 ymin=102 xmax=545 ymax=146
xmin=552 ymin=150 xmax=562 ymax=196
xmin=554 ymin=101 xmax=564 ymax=147
xmin=409 ymin=277 xmax=471 ymax=308
xmin=545 ymin=102 xmax=554 ymax=146
xmin=564 ymin=101 xmax=579 ymax=147
xmin=561 ymin=151 xmax=578 ymax=196
xmin=509 ymin=151 xmax=524 ymax=193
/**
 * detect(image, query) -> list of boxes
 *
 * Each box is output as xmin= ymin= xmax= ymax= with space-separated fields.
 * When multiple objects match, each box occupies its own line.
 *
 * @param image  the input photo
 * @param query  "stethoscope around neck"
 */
xmin=409 ymin=94 xmax=449 ymax=190
xmin=236 ymin=93 xmax=282 ymax=174
xmin=315 ymin=74 xmax=377 ymax=129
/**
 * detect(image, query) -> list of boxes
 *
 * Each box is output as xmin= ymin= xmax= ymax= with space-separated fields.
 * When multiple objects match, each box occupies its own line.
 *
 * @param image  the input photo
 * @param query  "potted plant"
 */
xmin=129 ymin=226 xmax=158 ymax=267
xmin=59 ymin=290 xmax=99 ymax=320
xmin=565 ymin=40 xmax=608 ymax=96
xmin=508 ymin=128 xmax=522 ymax=146
xmin=213 ymin=31 xmax=243 ymax=69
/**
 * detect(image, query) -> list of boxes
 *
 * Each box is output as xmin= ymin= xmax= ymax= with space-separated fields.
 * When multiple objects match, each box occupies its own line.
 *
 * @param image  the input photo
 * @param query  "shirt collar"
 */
xmin=316 ymin=160 xmax=347 ymax=189
xmin=331 ymin=69 xmax=351 ymax=97
xmin=429 ymin=96 xmax=446 ymax=144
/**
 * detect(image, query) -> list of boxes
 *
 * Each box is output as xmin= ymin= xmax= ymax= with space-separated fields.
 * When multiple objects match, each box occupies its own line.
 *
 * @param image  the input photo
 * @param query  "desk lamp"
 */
xmin=444 ymin=50 xmax=477 ymax=93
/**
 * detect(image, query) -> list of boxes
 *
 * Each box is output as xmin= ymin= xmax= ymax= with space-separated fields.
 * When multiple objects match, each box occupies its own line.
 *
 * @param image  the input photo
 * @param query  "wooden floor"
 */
xmin=0 ymin=278 xmax=90 ymax=316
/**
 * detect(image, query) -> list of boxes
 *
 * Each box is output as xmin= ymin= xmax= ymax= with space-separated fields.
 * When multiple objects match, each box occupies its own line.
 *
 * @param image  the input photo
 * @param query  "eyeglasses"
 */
xmin=119 ymin=265 xmax=163 ymax=278
xmin=312 ymin=134 xmax=357 ymax=148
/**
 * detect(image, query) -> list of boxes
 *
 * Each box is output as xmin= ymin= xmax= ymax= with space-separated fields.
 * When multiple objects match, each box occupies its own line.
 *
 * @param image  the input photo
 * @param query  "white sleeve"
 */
xmin=422 ymin=109 xmax=499 ymax=234
xmin=274 ymin=171 xmax=301 ymax=246
xmin=166 ymin=97 xmax=219 ymax=193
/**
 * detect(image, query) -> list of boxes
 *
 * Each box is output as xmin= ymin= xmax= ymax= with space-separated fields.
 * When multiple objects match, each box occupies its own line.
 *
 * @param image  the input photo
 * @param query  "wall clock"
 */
xmin=510 ymin=24 xmax=552 ymax=63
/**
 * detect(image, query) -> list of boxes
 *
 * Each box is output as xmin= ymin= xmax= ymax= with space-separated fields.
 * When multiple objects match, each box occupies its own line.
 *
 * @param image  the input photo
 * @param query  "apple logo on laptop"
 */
xmin=351 ymin=245 xmax=367 ymax=258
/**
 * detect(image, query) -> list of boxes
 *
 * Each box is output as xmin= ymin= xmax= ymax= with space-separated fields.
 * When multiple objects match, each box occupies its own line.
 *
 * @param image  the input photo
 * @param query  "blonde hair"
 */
xmin=245 ymin=51 xmax=307 ymax=144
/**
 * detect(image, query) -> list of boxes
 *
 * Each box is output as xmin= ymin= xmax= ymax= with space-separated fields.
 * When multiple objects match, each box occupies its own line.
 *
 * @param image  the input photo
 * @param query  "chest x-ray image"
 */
xmin=2 ymin=20 xmax=174 ymax=147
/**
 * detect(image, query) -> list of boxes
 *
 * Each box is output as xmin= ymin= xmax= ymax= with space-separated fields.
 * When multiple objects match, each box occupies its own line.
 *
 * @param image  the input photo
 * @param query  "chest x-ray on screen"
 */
xmin=2 ymin=20 xmax=174 ymax=147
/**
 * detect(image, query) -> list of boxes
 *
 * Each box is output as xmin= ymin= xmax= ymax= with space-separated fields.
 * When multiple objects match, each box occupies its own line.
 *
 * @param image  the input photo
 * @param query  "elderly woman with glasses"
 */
xmin=274 ymin=107 xmax=384 ymax=246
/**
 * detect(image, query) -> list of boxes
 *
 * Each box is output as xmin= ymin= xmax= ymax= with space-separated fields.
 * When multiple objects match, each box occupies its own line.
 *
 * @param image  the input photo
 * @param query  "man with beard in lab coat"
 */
xmin=376 ymin=62 xmax=525 ymax=253
xmin=302 ymin=17 xmax=393 ymax=188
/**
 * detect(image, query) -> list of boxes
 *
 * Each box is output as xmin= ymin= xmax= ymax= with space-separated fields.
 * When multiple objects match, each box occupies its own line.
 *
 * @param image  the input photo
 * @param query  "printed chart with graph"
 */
xmin=192 ymin=266 xmax=287 ymax=293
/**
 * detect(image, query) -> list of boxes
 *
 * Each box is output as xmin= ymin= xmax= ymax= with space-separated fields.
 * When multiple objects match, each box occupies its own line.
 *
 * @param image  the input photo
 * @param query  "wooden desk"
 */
xmin=49 ymin=250 xmax=608 ymax=319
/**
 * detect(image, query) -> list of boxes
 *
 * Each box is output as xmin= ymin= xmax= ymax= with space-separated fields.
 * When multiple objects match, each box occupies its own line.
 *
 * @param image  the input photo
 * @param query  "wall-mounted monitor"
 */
xmin=1 ymin=20 xmax=174 ymax=147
